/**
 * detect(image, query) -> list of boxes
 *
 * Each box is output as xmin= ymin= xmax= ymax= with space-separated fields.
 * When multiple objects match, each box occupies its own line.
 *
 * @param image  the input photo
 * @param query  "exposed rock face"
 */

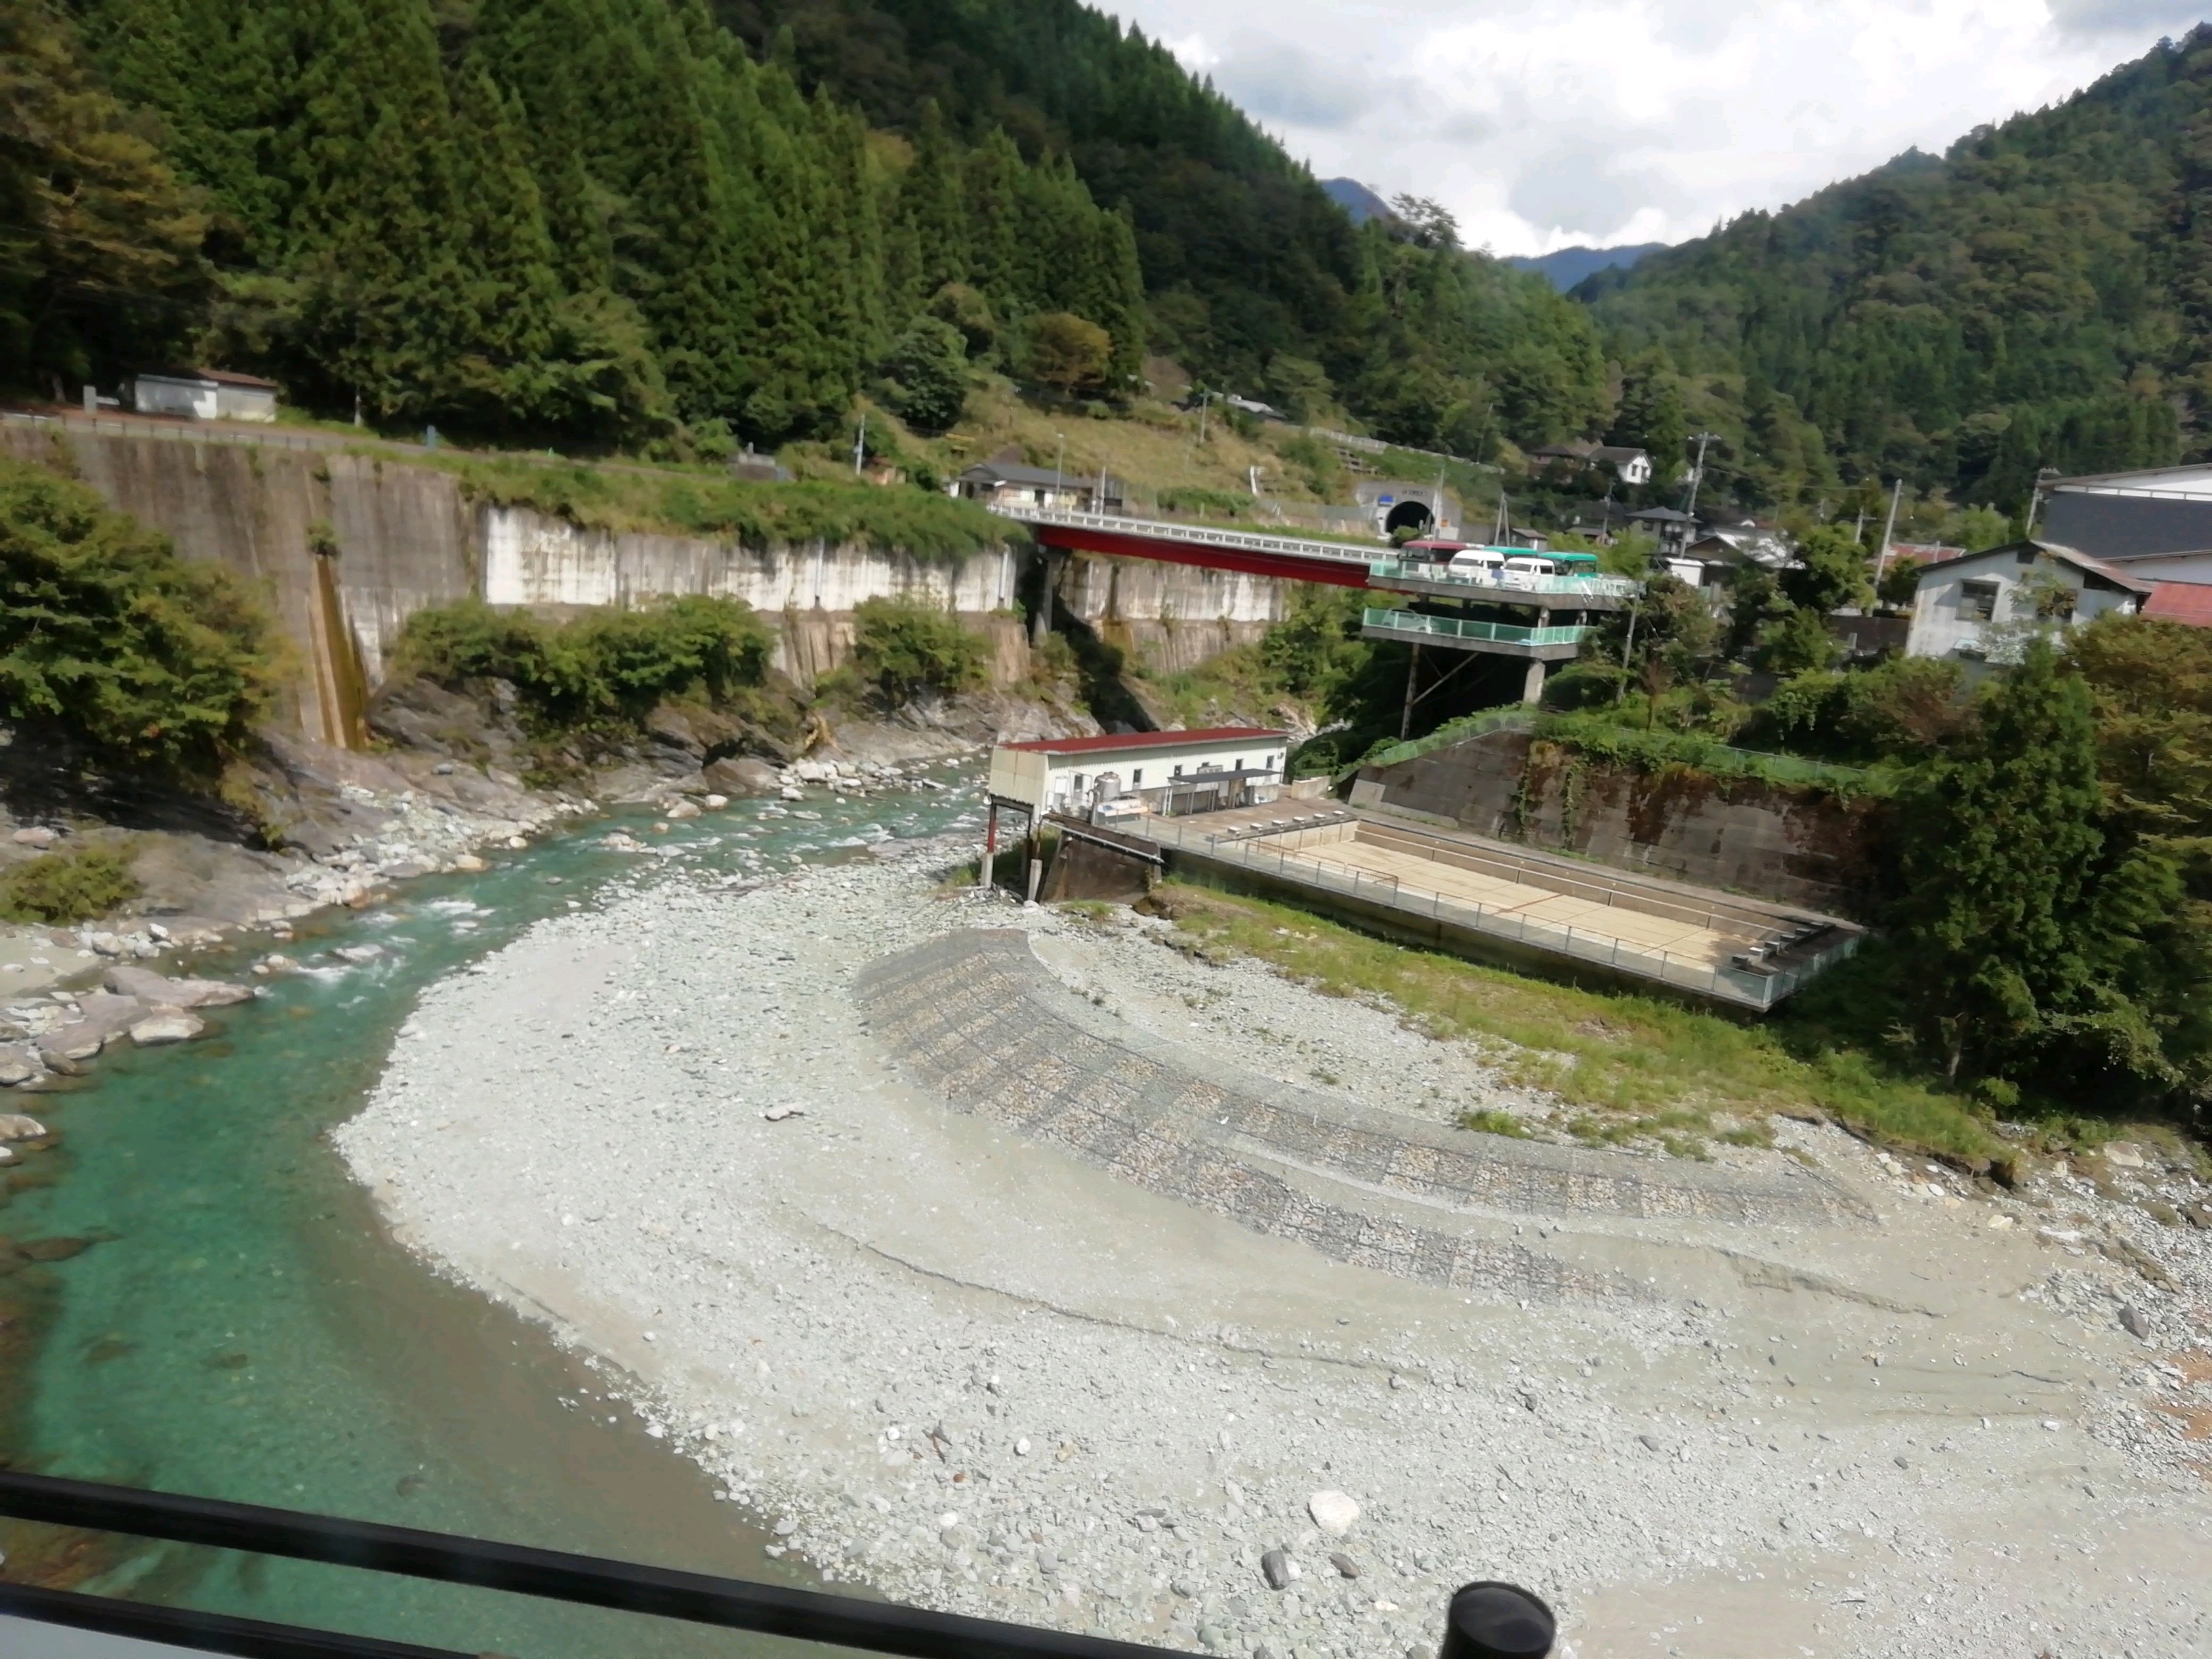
xmin=366 ymin=677 xmax=526 ymax=771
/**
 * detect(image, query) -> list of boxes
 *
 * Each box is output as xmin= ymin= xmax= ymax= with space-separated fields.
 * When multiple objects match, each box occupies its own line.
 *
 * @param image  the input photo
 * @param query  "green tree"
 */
xmin=1896 ymin=639 xmax=2181 ymax=1088
xmin=1605 ymin=351 xmax=1686 ymax=484
xmin=0 ymin=1 xmax=206 ymax=390
xmin=848 ymin=596 xmax=987 ymax=704
xmin=878 ymin=314 xmax=968 ymax=433
xmin=0 ymin=456 xmax=278 ymax=772
xmin=1025 ymin=310 xmax=1111 ymax=396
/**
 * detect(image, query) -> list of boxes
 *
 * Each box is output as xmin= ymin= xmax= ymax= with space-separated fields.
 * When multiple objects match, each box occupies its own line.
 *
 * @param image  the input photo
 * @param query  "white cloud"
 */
xmin=1133 ymin=0 xmax=2198 ymax=254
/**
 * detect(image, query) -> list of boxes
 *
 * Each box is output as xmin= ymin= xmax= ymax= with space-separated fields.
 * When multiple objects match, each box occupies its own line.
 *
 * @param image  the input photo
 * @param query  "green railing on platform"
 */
xmin=1360 ymin=608 xmax=1592 ymax=648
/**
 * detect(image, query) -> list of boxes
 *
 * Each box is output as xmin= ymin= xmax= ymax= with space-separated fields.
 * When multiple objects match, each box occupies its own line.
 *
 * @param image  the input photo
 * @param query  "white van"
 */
xmin=1446 ymin=547 xmax=1506 ymax=580
xmin=1501 ymin=554 xmax=1559 ymax=583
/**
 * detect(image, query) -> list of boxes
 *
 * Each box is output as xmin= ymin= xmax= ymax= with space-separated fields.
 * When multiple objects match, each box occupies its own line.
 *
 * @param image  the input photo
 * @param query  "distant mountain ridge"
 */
xmin=1506 ymin=244 xmax=1670 ymax=292
xmin=1321 ymin=178 xmax=1397 ymax=226
xmin=1579 ymin=29 xmax=2212 ymax=510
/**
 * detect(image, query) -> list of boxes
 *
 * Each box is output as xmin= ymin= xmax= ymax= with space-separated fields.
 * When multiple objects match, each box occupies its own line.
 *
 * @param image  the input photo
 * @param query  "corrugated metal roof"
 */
xmin=998 ymin=726 xmax=1288 ymax=756
xmin=1909 ymin=539 xmax=2155 ymax=594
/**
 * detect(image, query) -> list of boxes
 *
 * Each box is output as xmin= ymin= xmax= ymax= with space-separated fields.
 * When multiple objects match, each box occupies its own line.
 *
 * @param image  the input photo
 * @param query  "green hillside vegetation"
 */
xmin=5 ymin=0 xmax=1607 ymax=464
xmin=417 ymin=452 xmax=1018 ymax=562
xmin=723 ymin=0 xmax=1605 ymax=453
xmin=1579 ymin=29 xmax=2212 ymax=512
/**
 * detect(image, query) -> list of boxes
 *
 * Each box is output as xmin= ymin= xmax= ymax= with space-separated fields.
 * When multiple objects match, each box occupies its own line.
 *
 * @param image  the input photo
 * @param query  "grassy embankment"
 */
xmin=1144 ymin=881 xmax=2082 ymax=1175
xmin=401 ymin=451 xmax=1020 ymax=563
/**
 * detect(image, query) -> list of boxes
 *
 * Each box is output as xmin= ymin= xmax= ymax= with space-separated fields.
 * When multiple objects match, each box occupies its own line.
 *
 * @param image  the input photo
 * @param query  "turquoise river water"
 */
xmin=0 ymin=770 xmax=985 ymax=1658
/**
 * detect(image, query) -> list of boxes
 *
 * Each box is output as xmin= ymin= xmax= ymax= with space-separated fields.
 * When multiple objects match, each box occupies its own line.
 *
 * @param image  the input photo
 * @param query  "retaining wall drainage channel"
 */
xmin=855 ymin=931 xmax=1869 ymax=1306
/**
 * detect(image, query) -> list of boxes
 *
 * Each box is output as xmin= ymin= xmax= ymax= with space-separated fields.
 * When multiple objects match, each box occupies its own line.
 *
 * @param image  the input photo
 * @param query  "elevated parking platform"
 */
xmin=1136 ymin=808 xmax=1861 ymax=1009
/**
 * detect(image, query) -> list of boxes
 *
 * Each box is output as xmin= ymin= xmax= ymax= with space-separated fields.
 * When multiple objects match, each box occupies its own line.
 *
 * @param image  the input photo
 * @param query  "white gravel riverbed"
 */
xmin=339 ymin=849 xmax=2212 ymax=1659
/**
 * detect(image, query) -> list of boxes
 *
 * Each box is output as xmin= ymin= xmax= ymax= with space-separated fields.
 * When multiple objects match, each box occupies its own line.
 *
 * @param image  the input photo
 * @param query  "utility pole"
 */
xmin=1873 ymin=477 xmax=1904 ymax=585
xmin=1683 ymin=432 xmax=1719 ymax=516
xmin=1194 ymin=392 xmax=1212 ymax=446
xmin=1054 ymin=431 xmax=1067 ymax=507
xmin=1471 ymin=401 xmax=1495 ymax=469
xmin=1615 ymin=595 xmax=1641 ymax=703
xmin=852 ymin=410 xmax=866 ymax=476
xmin=2024 ymin=467 xmax=2059 ymax=538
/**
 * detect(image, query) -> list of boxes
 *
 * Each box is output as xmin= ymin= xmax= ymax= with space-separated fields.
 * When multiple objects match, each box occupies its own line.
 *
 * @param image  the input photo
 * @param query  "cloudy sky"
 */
xmin=1124 ymin=1 xmax=2206 ymax=256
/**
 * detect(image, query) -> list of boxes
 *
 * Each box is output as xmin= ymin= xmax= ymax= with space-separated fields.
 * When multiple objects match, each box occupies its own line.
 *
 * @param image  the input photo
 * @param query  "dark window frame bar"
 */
xmin=0 ymin=1471 xmax=1183 ymax=1659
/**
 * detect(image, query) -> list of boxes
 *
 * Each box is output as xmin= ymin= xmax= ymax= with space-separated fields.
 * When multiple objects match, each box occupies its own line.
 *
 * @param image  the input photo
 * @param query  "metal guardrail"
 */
xmin=0 ymin=1472 xmax=1556 ymax=1659
xmin=1360 ymin=608 xmax=1593 ymax=648
xmin=1366 ymin=558 xmax=1639 ymax=600
xmin=1144 ymin=819 xmax=1858 ymax=1009
xmin=990 ymin=505 xmax=1382 ymax=566
xmin=1 ymin=408 xmax=361 ymax=455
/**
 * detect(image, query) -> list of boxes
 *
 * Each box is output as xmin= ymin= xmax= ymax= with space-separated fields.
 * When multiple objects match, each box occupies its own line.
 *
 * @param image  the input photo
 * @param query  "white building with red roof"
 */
xmin=987 ymin=726 xmax=1291 ymax=821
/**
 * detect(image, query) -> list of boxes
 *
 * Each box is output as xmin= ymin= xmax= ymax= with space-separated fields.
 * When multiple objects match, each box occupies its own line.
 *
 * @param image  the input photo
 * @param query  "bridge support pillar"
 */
xmin=1031 ymin=551 xmax=1062 ymax=647
xmin=1521 ymin=658 xmax=1548 ymax=705
xmin=1399 ymin=643 xmax=1422 ymax=739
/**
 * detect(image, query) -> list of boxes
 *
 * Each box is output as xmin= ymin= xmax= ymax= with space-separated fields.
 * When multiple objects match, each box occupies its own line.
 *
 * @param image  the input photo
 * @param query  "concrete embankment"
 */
xmin=3 ymin=420 xmax=1295 ymax=748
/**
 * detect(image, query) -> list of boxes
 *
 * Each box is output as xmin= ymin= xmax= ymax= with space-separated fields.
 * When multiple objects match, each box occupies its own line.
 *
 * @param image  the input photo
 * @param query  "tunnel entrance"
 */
xmin=1384 ymin=499 xmax=1434 ymax=538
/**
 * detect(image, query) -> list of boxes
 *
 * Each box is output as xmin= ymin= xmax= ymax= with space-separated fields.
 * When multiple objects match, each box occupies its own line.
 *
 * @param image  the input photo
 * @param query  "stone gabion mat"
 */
xmin=854 ymin=931 xmax=1863 ymax=1304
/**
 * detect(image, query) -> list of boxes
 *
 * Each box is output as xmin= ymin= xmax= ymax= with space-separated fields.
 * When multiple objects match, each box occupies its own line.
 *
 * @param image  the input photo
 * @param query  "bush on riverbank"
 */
xmin=0 ymin=456 xmax=280 ymax=773
xmin=840 ymin=597 xmax=988 ymax=706
xmin=0 ymin=840 xmax=142 ymax=922
xmin=389 ymin=596 xmax=773 ymax=728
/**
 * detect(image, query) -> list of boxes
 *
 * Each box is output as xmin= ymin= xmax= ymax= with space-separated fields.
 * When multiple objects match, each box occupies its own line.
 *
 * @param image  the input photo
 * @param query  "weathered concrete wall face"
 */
xmin=1054 ymin=551 xmax=1290 ymax=674
xmin=481 ymin=508 xmax=1020 ymax=613
xmin=0 ymin=425 xmax=476 ymax=746
xmin=481 ymin=507 xmax=1032 ymax=687
xmin=11 ymin=425 xmax=1277 ymax=738
xmin=1359 ymin=730 xmax=1888 ymax=917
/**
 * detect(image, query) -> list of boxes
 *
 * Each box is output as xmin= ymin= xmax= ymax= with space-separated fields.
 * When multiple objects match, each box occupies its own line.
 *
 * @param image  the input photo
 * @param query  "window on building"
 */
xmin=1234 ymin=757 xmax=1245 ymax=772
xmin=1131 ymin=768 xmax=1143 ymax=786
xmin=1958 ymin=580 xmax=2000 ymax=622
xmin=1172 ymin=764 xmax=1184 ymax=776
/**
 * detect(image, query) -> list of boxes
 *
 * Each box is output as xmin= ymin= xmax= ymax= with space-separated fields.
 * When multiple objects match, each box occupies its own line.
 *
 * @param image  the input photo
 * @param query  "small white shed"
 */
xmin=133 ymin=368 xmax=280 ymax=423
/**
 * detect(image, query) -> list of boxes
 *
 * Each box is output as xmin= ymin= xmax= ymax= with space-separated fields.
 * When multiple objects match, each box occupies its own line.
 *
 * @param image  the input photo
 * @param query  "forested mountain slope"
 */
xmin=6 ymin=0 xmax=1601 ymax=457
xmin=1580 ymin=29 xmax=2212 ymax=512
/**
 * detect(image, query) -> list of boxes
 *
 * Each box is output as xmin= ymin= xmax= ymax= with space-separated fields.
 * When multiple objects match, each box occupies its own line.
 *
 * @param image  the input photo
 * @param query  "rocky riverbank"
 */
xmin=342 ymin=854 xmax=2212 ymax=1659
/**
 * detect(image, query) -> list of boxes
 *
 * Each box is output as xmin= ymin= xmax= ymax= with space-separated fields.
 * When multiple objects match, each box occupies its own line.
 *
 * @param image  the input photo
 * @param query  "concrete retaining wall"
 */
xmin=7 ymin=424 xmax=1272 ymax=746
xmin=1354 ymin=728 xmax=1888 ymax=917
xmin=1054 ymin=550 xmax=1290 ymax=673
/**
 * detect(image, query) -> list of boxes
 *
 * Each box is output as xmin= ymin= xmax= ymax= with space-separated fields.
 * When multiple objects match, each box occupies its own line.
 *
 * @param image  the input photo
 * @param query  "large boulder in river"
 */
xmin=37 ymin=992 xmax=147 ymax=1062
xmin=701 ymin=756 xmax=781 ymax=798
xmin=0 ymin=1047 xmax=37 ymax=1087
xmin=130 ymin=1006 xmax=206 ymax=1046
xmin=105 ymin=965 xmax=254 ymax=1008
